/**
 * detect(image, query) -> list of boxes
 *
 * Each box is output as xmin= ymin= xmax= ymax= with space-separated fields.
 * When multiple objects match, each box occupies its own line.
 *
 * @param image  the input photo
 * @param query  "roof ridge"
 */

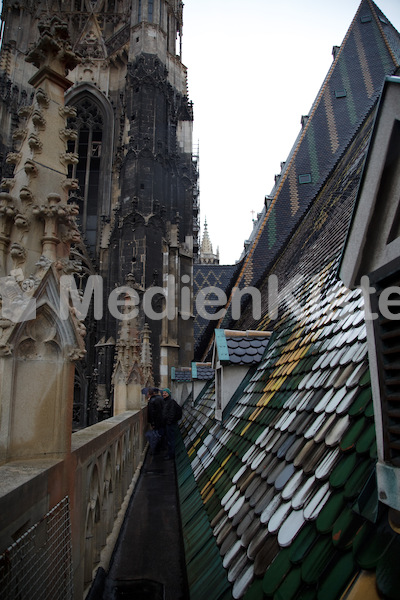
xmin=368 ymin=0 xmax=400 ymax=68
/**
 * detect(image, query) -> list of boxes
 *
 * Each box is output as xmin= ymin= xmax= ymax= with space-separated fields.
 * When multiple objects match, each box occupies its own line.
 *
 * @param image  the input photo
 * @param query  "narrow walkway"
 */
xmin=102 ymin=449 xmax=189 ymax=600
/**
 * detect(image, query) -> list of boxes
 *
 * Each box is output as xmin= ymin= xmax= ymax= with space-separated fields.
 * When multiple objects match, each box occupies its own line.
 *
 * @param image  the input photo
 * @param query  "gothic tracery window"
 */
xmin=67 ymin=98 xmax=104 ymax=252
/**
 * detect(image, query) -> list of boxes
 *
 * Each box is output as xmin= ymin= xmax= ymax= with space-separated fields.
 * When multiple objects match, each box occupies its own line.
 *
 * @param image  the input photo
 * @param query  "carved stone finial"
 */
xmin=10 ymin=242 xmax=27 ymax=267
xmin=26 ymin=15 xmax=80 ymax=76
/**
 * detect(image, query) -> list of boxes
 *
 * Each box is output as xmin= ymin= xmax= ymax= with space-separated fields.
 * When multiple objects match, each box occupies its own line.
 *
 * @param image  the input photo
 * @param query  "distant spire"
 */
xmin=200 ymin=218 xmax=213 ymax=255
xmin=199 ymin=218 xmax=219 ymax=265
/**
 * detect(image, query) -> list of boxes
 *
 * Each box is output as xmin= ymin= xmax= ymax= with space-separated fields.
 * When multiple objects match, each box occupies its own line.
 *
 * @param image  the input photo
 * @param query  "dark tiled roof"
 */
xmin=194 ymin=263 xmax=241 ymax=357
xmin=192 ymin=362 xmax=214 ymax=380
xmin=238 ymin=100 xmax=375 ymax=333
xmin=220 ymin=0 xmax=400 ymax=314
xmin=173 ymin=368 xmax=192 ymax=382
xmin=216 ymin=331 xmax=271 ymax=366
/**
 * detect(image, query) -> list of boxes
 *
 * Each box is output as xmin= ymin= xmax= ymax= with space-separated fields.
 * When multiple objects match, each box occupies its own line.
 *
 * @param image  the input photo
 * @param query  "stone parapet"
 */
xmin=0 ymin=408 xmax=147 ymax=599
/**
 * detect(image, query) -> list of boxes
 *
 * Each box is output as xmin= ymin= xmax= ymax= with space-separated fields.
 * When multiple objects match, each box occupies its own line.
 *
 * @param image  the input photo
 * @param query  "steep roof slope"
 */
xmin=177 ymin=2 xmax=400 ymax=599
xmin=178 ymin=110 xmax=386 ymax=600
xmin=219 ymin=0 xmax=400 ymax=317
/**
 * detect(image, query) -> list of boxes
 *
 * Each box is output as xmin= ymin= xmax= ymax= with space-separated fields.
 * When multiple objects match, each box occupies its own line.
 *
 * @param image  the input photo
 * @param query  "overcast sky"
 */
xmin=182 ymin=0 xmax=400 ymax=264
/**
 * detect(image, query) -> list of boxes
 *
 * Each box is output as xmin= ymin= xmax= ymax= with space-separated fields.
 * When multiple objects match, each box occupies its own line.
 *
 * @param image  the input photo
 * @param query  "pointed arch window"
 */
xmin=67 ymin=98 xmax=104 ymax=251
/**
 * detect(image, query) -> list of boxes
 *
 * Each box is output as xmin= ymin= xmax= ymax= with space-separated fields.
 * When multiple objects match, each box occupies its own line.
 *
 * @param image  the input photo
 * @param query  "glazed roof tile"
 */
xmin=176 ymin=2 xmax=400 ymax=598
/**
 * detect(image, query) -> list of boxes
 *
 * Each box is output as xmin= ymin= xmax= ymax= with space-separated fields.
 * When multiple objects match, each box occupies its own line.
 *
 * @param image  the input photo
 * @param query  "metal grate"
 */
xmin=0 ymin=497 xmax=73 ymax=600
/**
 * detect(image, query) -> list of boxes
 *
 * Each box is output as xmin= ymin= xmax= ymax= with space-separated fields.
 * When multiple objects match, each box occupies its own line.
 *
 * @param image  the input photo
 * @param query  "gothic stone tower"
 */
xmin=0 ymin=0 xmax=198 ymax=425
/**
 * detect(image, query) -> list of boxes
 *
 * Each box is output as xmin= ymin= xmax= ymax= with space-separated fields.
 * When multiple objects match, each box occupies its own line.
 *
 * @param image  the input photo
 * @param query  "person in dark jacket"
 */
xmin=146 ymin=387 xmax=165 ymax=454
xmin=162 ymin=388 xmax=178 ymax=460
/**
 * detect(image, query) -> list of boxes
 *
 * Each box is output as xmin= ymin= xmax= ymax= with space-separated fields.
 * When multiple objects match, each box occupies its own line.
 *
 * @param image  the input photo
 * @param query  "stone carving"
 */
xmin=18 ymin=105 xmax=33 ymax=119
xmin=62 ymin=178 xmax=79 ymax=192
xmin=26 ymin=16 xmax=80 ymax=75
xmin=14 ymin=212 xmax=30 ymax=230
xmin=0 ymin=299 xmax=13 ymax=345
xmin=59 ymin=106 xmax=77 ymax=120
xmin=10 ymin=242 xmax=26 ymax=264
xmin=60 ymin=216 xmax=81 ymax=244
xmin=69 ymin=347 xmax=86 ymax=361
xmin=105 ymin=23 xmax=130 ymax=55
xmin=18 ymin=312 xmax=60 ymax=360
xmin=77 ymin=30 xmax=105 ymax=60
xmin=34 ymin=255 xmax=52 ymax=280
xmin=35 ymin=88 xmax=50 ymax=108
xmin=32 ymin=110 xmax=46 ymax=129
xmin=59 ymin=128 xmax=78 ymax=142
xmin=12 ymin=128 xmax=28 ymax=142
xmin=24 ymin=159 xmax=38 ymax=177
xmin=54 ymin=257 xmax=82 ymax=275
xmin=19 ymin=187 xmax=34 ymax=204
xmin=1 ymin=179 xmax=15 ymax=191
xmin=0 ymin=192 xmax=16 ymax=220
xmin=60 ymin=152 xmax=79 ymax=166
xmin=6 ymin=152 xmax=22 ymax=166
xmin=0 ymin=275 xmax=32 ymax=324
xmin=28 ymin=133 xmax=43 ymax=153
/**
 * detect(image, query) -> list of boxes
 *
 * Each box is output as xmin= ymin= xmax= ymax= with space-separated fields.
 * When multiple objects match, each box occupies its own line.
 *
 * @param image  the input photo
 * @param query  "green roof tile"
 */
xmin=293 ymin=587 xmax=317 ymax=600
xmin=332 ymin=505 xmax=363 ymax=549
xmin=180 ymin=17 xmax=400 ymax=596
xmin=359 ymin=370 xmax=371 ymax=387
xmin=289 ymin=522 xmax=318 ymax=564
xmin=262 ymin=547 xmax=292 ymax=596
xmin=243 ymin=577 xmax=263 ymax=600
xmin=329 ymin=452 xmax=357 ymax=488
xmin=344 ymin=459 xmax=373 ymax=499
xmin=364 ymin=400 xmax=375 ymax=419
xmin=301 ymin=535 xmax=335 ymax=584
xmin=316 ymin=551 xmax=356 ymax=600
xmin=355 ymin=422 xmax=376 ymax=454
xmin=273 ymin=566 xmax=302 ymax=600
xmin=348 ymin=388 xmax=372 ymax=417
xmin=340 ymin=417 xmax=367 ymax=452
xmin=354 ymin=525 xmax=395 ymax=570
xmin=316 ymin=491 xmax=346 ymax=534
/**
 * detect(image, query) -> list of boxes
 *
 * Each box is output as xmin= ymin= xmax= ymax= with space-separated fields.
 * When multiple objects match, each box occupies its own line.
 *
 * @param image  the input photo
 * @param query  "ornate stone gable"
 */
xmin=0 ymin=264 xmax=86 ymax=463
xmin=74 ymin=14 xmax=107 ymax=60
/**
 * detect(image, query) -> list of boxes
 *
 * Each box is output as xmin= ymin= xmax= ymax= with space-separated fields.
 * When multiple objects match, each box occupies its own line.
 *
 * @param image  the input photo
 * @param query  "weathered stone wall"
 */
xmin=0 ymin=409 xmax=147 ymax=598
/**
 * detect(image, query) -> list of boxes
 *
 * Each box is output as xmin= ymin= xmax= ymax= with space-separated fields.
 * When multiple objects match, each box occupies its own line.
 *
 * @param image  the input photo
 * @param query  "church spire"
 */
xmin=199 ymin=218 xmax=219 ymax=264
